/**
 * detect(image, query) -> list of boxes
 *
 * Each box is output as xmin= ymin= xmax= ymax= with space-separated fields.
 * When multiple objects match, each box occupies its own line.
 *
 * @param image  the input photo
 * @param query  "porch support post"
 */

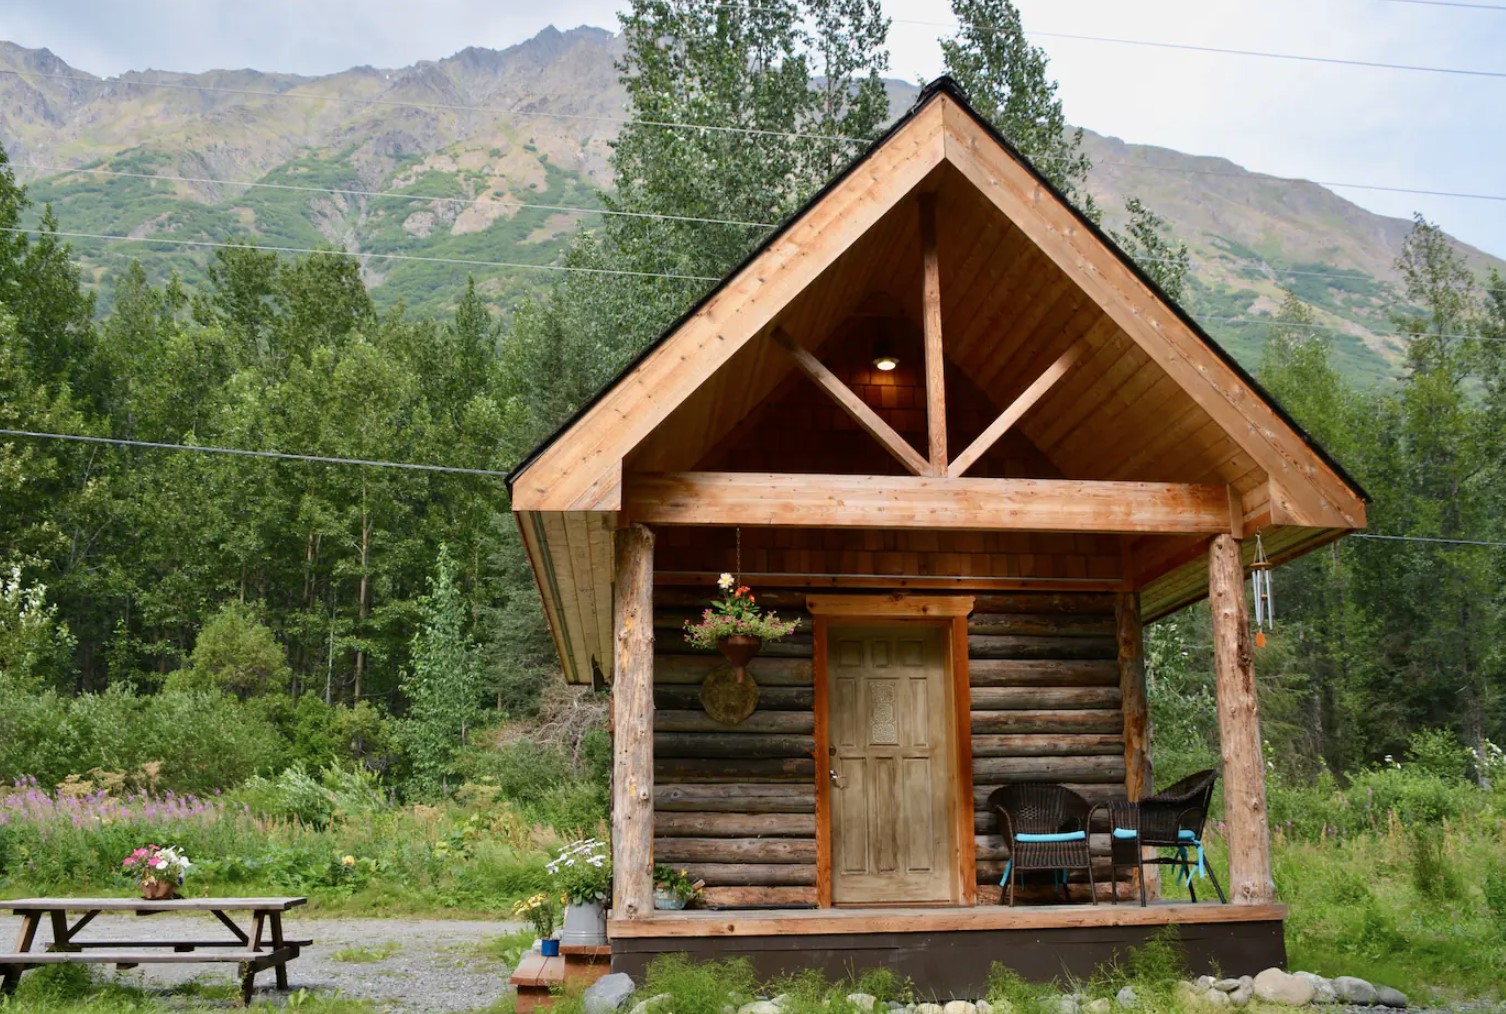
xmin=1207 ymin=533 xmax=1275 ymax=904
xmin=1115 ymin=591 xmax=1158 ymax=899
xmin=612 ymin=523 xmax=656 ymax=920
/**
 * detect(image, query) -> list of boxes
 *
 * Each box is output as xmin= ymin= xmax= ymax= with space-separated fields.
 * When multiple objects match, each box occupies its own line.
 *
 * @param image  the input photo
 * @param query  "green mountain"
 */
xmin=3 ymin=28 xmax=1501 ymax=384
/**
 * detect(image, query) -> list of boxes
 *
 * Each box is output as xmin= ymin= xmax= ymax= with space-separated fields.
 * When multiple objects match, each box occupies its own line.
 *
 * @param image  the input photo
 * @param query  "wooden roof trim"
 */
xmin=509 ymin=102 xmax=948 ymax=511
xmin=514 ymin=510 xmax=586 ymax=683
xmin=937 ymin=100 xmax=1366 ymax=530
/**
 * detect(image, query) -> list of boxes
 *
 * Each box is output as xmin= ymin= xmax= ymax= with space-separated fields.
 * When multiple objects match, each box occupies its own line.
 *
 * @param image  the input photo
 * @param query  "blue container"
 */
xmin=540 ymin=938 xmax=561 ymax=957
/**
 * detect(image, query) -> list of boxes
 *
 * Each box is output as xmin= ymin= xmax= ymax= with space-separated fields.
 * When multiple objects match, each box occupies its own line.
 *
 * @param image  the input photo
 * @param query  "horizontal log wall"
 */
xmin=969 ymin=593 xmax=1128 ymax=897
xmin=650 ymin=589 xmax=1129 ymax=909
xmin=652 ymin=589 xmax=820 ymax=909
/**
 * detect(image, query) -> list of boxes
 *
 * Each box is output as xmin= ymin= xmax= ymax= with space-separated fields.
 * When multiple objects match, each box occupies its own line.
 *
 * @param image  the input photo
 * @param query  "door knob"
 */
xmin=829 ymin=768 xmax=847 ymax=789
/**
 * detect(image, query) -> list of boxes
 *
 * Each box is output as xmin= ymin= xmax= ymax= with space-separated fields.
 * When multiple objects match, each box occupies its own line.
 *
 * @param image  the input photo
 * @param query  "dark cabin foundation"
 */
xmin=609 ymin=905 xmax=1287 ymax=992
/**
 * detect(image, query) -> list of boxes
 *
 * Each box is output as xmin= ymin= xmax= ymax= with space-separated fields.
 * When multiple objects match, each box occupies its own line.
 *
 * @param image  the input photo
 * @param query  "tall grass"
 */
xmin=0 ymin=776 xmax=585 ymax=916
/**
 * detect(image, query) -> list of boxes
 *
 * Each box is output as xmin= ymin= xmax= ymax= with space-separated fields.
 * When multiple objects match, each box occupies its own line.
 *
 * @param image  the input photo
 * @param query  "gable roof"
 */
xmin=507 ymin=76 xmax=1368 ymax=505
xmin=506 ymin=78 xmax=1369 ymax=683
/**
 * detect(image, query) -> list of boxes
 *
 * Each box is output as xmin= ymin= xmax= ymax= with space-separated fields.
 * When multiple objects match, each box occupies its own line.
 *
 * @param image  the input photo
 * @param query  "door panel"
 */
xmin=829 ymin=625 xmax=956 ymax=905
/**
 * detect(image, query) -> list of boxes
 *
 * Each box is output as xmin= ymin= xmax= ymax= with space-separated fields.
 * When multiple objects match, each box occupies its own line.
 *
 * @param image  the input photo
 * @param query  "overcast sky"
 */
xmin=4 ymin=0 xmax=1504 ymax=260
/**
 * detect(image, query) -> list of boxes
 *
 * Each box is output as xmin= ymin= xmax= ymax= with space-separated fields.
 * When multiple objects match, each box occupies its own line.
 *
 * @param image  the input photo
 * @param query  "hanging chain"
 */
xmin=735 ymin=526 xmax=742 ymax=585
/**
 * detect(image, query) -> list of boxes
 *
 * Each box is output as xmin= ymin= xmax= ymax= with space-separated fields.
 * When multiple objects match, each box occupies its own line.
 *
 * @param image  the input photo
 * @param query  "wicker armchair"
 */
xmin=1105 ymin=769 xmax=1227 ymax=906
xmin=987 ymin=783 xmax=1097 ymax=907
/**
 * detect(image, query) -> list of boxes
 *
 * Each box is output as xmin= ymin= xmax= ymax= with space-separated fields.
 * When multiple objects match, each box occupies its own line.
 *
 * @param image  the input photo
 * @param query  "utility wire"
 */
xmin=13 ymin=161 xmax=775 ymax=230
xmin=1380 ymin=0 xmax=1506 ymax=10
xmin=4 ymin=431 xmax=1504 ymax=549
xmin=1352 ymin=533 xmax=1506 ymax=548
xmin=1025 ymin=30 xmax=1506 ymax=80
xmin=0 ymin=226 xmax=721 ymax=283
xmin=6 ymin=67 xmax=1503 ymax=207
xmin=0 ymin=67 xmax=862 ymax=143
xmin=0 ymin=428 xmax=510 ymax=478
xmin=7 ymin=223 xmax=1504 ymax=342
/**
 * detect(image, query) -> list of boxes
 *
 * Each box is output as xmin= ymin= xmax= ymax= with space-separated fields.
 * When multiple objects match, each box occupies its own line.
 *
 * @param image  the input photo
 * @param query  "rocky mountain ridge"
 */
xmin=2 ymin=27 xmax=1500 ymax=382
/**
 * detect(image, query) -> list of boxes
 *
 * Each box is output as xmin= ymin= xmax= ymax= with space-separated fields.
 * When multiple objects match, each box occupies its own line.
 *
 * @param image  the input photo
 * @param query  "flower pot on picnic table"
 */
xmin=559 ymin=900 xmax=607 ymax=947
xmin=139 ymin=878 xmax=177 ymax=901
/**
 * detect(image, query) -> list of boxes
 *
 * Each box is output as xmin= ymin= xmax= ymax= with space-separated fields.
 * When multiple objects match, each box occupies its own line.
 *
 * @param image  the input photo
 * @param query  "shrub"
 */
xmin=167 ymin=600 xmax=292 ymax=699
xmin=0 ymin=685 xmax=284 ymax=793
xmin=1405 ymin=728 xmax=1475 ymax=782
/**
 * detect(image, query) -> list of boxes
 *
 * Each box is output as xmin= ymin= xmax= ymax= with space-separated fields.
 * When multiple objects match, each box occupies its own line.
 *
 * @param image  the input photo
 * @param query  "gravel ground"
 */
xmin=2 ymin=911 xmax=528 ymax=1010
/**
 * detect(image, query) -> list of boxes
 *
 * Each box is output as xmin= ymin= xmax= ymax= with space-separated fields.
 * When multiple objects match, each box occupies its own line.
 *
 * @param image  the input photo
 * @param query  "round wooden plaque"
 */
xmin=700 ymin=665 xmax=759 ymax=726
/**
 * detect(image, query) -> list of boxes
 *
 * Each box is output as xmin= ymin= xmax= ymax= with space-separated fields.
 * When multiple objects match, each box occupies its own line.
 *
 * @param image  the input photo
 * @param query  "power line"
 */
xmin=1380 ymin=0 xmax=1506 ymax=10
xmin=706 ymin=3 xmax=1506 ymax=79
xmin=7 ymin=66 xmax=1505 ymax=208
xmin=1195 ymin=314 xmax=1506 ymax=344
xmin=13 ymin=161 xmax=776 ymax=230
xmin=0 ymin=67 xmax=862 ymax=144
xmin=0 ymin=428 xmax=510 ymax=478
xmin=1026 ymin=29 xmax=1506 ymax=80
xmin=0 ymin=226 xmax=721 ymax=283
xmin=1352 ymin=533 xmax=1506 ymax=548
xmin=5 ymin=432 xmax=1505 ymax=548
xmin=9 ymin=223 xmax=1504 ymax=343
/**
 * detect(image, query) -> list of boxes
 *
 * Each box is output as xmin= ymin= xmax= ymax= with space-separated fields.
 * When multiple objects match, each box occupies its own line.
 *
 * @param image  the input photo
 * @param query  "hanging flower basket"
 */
xmin=684 ymin=574 xmax=797 ymax=680
xmin=715 ymin=633 xmax=763 ymax=672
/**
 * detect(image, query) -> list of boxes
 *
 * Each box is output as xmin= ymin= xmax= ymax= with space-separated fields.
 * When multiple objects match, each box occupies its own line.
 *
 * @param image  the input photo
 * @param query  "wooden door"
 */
xmin=828 ymin=625 xmax=957 ymax=905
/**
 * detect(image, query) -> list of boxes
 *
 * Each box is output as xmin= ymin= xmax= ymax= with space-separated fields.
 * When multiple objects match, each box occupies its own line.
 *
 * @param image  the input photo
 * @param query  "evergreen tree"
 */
xmin=400 ymin=545 xmax=484 ymax=795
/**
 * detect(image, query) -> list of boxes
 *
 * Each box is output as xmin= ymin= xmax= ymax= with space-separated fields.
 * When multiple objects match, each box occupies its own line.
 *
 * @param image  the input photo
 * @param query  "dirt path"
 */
xmin=2 ymin=912 xmax=528 ymax=1010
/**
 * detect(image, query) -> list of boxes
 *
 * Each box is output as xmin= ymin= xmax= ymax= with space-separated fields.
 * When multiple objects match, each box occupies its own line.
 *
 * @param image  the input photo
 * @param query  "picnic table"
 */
xmin=1 ymin=897 xmax=309 ymax=1005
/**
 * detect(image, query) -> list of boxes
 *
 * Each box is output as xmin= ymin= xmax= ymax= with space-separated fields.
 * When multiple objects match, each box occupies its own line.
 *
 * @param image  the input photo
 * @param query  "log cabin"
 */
xmin=506 ymin=78 xmax=1369 ymax=991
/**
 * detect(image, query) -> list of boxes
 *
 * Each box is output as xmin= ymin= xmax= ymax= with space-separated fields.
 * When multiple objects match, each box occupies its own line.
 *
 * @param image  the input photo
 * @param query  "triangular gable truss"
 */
xmin=508 ymin=78 xmax=1368 ymax=683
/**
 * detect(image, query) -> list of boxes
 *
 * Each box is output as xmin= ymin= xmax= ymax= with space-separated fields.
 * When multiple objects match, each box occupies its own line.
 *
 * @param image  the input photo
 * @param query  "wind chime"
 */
xmin=1250 ymin=532 xmax=1275 ymax=648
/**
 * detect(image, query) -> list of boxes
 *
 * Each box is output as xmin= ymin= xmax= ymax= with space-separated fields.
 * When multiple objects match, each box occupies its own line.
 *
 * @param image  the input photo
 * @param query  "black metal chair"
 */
xmin=1104 ymin=769 xmax=1228 ymax=906
xmin=987 ymin=783 xmax=1097 ymax=907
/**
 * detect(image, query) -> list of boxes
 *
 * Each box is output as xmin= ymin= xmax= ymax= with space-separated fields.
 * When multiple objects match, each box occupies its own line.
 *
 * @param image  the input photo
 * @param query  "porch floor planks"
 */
xmin=608 ymin=901 xmax=1287 ymax=938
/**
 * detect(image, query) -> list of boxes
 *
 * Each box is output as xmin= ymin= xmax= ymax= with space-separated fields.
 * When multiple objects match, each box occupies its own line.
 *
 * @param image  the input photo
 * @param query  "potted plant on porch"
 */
xmin=549 ymin=837 xmax=610 ymax=947
xmin=683 ymin=573 xmax=798 ymax=677
xmin=512 ymin=893 xmax=560 ymax=955
xmin=652 ymin=866 xmax=702 ymax=910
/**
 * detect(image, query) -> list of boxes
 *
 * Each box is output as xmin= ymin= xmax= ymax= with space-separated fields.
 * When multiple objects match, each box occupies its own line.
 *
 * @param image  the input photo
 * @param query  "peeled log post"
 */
xmin=1116 ymin=592 xmax=1158 ymax=898
xmin=1208 ymin=533 xmax=1276 ymax=904
xmin=612 ymin=524 xmax=655 ymax=921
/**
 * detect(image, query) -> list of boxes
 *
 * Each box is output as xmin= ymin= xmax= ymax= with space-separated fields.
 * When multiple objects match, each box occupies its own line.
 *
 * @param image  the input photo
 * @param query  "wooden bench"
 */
xmin=2 ymin=897 xmax=309 ymax=1005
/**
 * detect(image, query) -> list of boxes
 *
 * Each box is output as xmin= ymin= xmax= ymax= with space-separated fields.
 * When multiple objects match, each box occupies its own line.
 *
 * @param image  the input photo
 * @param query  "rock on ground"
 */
xmin=1253 ymin=968 xmax=1316 ymax=1006
xmin=1333 ymin=976 xmax=1381 ymax=1006
xmin=586 ymin=973 xmax=638 ymax=1014
xmin=942 ymin=1001 xmax=977 ymax=1014
xmin=1115 ymin=986 xmax=1139 ymax=1009
xmin=847 ymin=995 xmax=878 ymax=1012
xmin=630 ymin=994 xmax=673 ymax=1014
xmin=1377 ymin=986 xmax=1410 ymax=1009
xmin=738 ymin=1003 xmax=782 ymax=1014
